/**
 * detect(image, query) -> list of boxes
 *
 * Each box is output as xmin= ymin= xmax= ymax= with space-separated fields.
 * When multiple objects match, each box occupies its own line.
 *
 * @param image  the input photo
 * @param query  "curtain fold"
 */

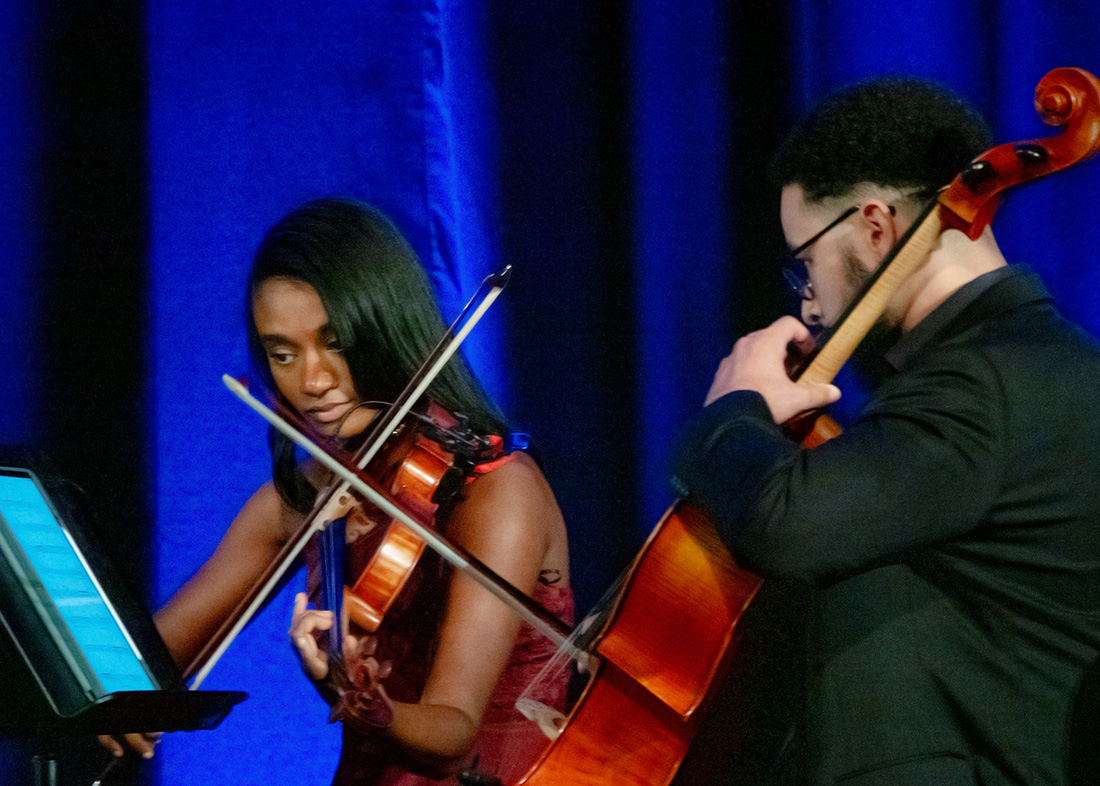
xmin=630 ymin=0 xmax=733 ymax=529
xmin=0 ymin=0 xmax=43 ymax=445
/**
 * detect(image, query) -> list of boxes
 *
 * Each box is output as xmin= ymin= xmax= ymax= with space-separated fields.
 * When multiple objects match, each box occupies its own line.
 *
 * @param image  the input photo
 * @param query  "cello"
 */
xmin=228 ymin=66 xmax=1100 ymax=786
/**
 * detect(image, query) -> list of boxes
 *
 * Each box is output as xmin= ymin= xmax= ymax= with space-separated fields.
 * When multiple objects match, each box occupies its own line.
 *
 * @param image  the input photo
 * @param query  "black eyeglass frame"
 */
xmin=782 ymin=204 xmax=896 ymax=300
xmin=788 ymin=205 xmax=860 ymax=258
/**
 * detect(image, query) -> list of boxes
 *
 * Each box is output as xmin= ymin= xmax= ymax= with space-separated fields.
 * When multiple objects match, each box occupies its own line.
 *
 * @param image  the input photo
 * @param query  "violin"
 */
xmin=308 ymin=397 xmax=526 ymax=741
xmin=316 ymin=401 xmax=489 ymax=636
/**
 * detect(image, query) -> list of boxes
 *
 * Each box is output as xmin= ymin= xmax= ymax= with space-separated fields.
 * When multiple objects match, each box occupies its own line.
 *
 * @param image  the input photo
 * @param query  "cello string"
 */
xmin=513 ymin=569 xmax=630 ymax=740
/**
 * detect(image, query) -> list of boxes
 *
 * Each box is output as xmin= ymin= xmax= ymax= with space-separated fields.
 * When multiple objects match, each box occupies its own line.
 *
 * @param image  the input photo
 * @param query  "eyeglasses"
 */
xmin=782 ymin=266 xmax=815 ymax=301
xmin=781 ymin=204 xmax=895 ymax=301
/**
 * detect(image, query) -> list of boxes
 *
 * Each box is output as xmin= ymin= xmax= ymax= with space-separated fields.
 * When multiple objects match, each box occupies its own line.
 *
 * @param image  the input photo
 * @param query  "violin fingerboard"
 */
xmin=320 ymin=517 xmax=346 ymax=657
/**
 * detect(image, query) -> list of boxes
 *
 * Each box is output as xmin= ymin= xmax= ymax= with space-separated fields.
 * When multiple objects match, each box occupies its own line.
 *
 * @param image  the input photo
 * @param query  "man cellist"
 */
xmin=671 ymin=76 xmax=1100 ymax=785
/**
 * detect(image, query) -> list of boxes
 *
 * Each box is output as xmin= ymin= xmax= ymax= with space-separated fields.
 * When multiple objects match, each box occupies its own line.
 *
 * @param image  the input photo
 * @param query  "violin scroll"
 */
xmin=941 ymin=67 xmax=1100 ymax=237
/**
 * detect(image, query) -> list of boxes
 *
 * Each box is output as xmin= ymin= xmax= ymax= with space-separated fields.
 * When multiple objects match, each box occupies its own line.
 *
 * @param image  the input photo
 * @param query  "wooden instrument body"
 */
xmin=339 ymin=409 xmax=459 ymax=633
xmin=515 ymin=501 xmax=761 ymax=786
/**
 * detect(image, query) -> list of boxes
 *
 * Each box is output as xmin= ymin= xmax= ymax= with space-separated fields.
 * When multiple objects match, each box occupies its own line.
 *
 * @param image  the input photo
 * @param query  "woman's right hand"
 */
xmin=96 ymin=731 xmax=161 ymax=760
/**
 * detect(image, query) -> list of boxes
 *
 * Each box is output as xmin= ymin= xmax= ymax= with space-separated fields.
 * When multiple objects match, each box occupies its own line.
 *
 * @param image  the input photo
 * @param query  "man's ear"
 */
xmin=859 ymin=201 xmax=898 ymax=261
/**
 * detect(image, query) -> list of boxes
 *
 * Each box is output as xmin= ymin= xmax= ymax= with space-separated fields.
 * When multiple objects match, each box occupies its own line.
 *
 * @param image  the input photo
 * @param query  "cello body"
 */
xmin=515 ymin=501 xmax=761 ymax=786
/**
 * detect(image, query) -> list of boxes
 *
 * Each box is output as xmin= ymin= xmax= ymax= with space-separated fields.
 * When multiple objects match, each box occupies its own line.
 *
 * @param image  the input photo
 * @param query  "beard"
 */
xmin=841 ymin=247 xmax=902 ymax=388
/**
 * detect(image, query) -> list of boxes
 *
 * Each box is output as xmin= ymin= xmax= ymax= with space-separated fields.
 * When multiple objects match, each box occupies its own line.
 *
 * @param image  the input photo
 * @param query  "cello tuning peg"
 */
xmin=960 ymin=159 xmax=997 ymax=189
xmin=1014 ymin=143 xmax=1049 ymax=165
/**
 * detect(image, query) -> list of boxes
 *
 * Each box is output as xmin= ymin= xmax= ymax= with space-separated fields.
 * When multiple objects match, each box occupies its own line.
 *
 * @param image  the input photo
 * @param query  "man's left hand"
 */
xmin=705 ymin=316 xmax=841 ymax=423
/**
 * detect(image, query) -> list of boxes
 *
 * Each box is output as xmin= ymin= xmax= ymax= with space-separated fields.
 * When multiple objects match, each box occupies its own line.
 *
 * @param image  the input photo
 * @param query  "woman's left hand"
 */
xmin=290 ymin=591 xmax=334 ymax=681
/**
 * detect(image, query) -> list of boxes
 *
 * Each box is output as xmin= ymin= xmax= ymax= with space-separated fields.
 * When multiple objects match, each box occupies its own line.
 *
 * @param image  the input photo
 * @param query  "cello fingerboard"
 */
xmin=798 ymin=208 xmax=944 ymax=387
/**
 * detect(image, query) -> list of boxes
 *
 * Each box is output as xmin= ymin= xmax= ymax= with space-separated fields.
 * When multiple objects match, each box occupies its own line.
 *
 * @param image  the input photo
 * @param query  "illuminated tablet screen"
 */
xmin=0 ymin=470 xmax=157 ymax=695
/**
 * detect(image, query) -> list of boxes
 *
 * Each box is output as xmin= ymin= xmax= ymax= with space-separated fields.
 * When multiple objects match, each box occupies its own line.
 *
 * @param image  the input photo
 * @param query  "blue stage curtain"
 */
xmin=630 ymin=0 xmax=734 ymax=530
xmin=145 ymin=1 xmax=508 ymax=782
xmin=2 ymin=1 xmax=1100 ymax=783
xmin=0 ymin=9 xmax=44 ymax=785
xmin=0 ymin=0 xmax=43 ymax=446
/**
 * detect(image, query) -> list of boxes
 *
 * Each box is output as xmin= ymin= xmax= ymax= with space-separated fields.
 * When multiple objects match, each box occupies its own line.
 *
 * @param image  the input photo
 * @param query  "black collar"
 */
xmin=884 ymin=265 xmax=1053 ymax=371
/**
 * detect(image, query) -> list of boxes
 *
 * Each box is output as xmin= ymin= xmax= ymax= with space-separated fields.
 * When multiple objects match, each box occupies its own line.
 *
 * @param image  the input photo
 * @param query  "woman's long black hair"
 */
xmin=245 ymin=198 xmax=506 ymax=512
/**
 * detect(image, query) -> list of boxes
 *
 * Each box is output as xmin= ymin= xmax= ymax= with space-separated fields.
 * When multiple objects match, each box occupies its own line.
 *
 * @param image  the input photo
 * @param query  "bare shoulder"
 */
xmin=234 ymin=479 xmax=303 ymax=546
xmin=463 ymin=451 xmax=555 ymax=507
xmin=448 ymin=451 xmax=569 ymax=586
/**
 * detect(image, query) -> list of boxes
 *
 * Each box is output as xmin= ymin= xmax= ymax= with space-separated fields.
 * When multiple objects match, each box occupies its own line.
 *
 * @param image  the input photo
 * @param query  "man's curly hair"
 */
xmin=769 ymin=76 xmax=993 ymax=204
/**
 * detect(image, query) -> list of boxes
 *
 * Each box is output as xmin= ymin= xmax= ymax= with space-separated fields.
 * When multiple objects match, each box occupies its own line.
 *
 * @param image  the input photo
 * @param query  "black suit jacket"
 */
xmin=672 ymin=268 xmax=1100 ymax=785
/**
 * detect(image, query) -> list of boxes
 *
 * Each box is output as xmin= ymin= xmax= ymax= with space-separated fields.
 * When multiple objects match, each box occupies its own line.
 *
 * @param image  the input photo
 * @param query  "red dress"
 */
xmin=304 ymin=461 xmax=574 ymax=786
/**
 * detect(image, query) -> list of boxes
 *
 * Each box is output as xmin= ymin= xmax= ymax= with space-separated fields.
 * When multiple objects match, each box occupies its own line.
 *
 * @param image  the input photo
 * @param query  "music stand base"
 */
xmin=33 ymin=748 xmax=58 ymax=786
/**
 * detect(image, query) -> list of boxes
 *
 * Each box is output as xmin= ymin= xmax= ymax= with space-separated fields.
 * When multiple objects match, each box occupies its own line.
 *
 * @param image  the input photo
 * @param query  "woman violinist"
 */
xmin=103 ymin=198 xmax=573 ymax=784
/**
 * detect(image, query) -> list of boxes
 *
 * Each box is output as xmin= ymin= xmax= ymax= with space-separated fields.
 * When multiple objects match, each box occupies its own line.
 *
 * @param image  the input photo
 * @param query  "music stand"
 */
xmin=0 ymin=464 xmax=246 ymax=785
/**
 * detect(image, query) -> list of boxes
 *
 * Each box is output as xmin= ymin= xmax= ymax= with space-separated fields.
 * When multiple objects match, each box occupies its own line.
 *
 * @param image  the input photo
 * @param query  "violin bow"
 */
xmin=223 ymin=375 xmax=584 ymax=663
xmin=187 ymin=265 xmax=512 ymax=689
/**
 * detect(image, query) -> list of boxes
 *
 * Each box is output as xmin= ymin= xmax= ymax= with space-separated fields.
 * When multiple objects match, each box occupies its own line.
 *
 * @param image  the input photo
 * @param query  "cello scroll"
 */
xmin=940 ymin=66 xmax=1100 ymax=237
xmin=796 ymin=66 xmax=1100 ymax=394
